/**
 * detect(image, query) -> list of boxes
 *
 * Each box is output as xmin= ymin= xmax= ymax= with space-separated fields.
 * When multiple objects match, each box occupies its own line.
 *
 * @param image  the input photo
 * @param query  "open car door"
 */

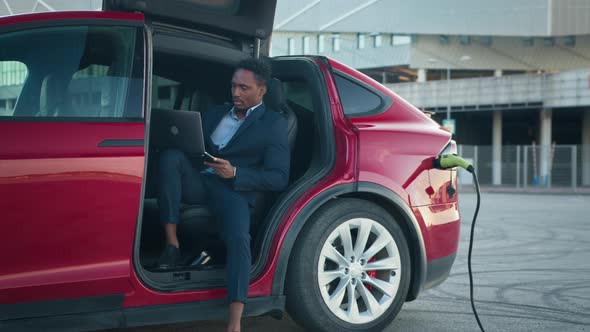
xmin=0 ymin=11 xmax=146 ymax=322
xmin=104 ymin=0 xmax=277 ymax=56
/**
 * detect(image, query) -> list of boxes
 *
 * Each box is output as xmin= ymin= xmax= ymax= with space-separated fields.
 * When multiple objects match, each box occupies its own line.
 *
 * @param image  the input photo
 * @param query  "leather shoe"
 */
xmin=158 ymin=244 xmax=181 ymax=269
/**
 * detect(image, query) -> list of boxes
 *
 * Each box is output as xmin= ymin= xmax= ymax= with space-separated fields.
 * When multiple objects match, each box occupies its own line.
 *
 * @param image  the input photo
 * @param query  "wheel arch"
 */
xmin=272 ymin=181 xmax=427 ymax=302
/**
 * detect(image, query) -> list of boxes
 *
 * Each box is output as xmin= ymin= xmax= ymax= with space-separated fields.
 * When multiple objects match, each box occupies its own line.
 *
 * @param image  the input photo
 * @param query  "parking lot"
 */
xmin=119 ymin=192 xmax=590 ymax=331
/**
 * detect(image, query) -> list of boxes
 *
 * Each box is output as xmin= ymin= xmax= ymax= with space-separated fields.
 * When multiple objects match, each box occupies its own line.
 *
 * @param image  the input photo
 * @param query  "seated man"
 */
xmin=157 ymin=58 xmax=290 ymax=332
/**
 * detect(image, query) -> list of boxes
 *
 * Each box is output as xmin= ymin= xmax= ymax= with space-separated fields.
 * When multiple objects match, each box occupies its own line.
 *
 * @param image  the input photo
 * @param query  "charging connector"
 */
xmin=433 ymin=153 xmax=485 ymax=332
xmin=433 ymin=154 xmax=474 ymax=173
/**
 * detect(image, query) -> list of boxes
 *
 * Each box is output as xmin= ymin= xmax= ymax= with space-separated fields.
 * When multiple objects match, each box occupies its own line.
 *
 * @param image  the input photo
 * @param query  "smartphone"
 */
xmin=202 ymin=151 xmax=217 ymax=163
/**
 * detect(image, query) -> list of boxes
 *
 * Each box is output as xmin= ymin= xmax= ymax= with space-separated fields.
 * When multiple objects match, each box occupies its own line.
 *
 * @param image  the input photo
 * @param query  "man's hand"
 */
xmin=205 ymin=157 xmax=236 ymax=179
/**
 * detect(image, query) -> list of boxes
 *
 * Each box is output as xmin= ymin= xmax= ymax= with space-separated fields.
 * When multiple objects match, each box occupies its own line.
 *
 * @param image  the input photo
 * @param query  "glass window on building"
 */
xmin=0 ymin=61 xmax=28 ymax=116
xmin=318 ymin=34 xmax=325 ymax=53
xmin=373 ymin=33 xmax=382 ymax=47
xmin=332 ymin=34 xmax=340 ymax=52
xmin=460 ymin=35 xmax=471 ymax=45
xmin=152 ymin=75 xmax=193 ymax=111
xmin=64 ymin=64 xmax=112 ymax=117
xmin=357 ymin=33 xmax=366 ymax=49
xmin=392 ymin=35 xmax=411 ymax=46
xmin=288 ymin=37 xmax=296 ymax=55
xmin=302 ymin=36 xmax=310 ymax=54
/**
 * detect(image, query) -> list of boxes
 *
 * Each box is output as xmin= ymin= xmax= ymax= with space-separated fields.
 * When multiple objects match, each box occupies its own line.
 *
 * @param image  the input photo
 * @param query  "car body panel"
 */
xmin=0 ymin=11 xmax=143 ymax=29
xmin=327 ymin=59 xmax=460 ymax=262
xmin=414 ymin=204 xmax=461 ymax=260
xmin=0 ymin=122 xmax=144 ymax=304
xmin=0 ymin=11 xmax=146 ymax=307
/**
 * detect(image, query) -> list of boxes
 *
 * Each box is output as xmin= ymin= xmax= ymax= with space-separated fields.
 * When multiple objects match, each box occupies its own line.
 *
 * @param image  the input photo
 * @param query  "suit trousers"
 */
xmin=158 ymin=149 xmax=251 ymax=303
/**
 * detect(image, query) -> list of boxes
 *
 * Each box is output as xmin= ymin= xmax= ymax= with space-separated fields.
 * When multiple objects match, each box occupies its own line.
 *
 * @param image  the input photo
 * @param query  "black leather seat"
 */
xmin=250 ymin=78 xmax=298 ymax=223
xmin=265 ymin=78 xmax=298 ymax=149
xmin=144 ymin=78 xmax=297 ymax=238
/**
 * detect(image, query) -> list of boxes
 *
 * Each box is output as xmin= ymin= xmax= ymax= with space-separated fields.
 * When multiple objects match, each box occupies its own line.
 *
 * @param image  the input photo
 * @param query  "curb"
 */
xmin=459 ymin=186 xmax=590 ymax=195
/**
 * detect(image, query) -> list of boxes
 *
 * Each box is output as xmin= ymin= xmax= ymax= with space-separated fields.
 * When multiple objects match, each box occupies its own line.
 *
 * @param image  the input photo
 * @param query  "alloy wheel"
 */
xmin=317 ymin=217 xmax=402 ymax=324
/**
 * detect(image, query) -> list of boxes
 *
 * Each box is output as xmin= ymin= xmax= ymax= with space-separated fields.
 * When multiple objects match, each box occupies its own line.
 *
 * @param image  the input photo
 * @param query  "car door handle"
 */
xmin=97 ymin=139 xmax=144 ymax=147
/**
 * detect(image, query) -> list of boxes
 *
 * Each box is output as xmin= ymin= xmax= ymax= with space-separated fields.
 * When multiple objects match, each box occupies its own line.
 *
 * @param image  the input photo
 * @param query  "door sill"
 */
xmin=0 ymin=295 xmax=285 ymax=332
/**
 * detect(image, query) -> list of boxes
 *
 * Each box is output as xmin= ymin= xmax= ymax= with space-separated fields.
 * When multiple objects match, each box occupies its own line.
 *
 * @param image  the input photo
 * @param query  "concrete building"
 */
xmin=0 ymin=0 xmax=101 ymax=14
xmin=1 ymin=0 xmax=589 ymax=188
xmin=272 ymin=0 xmax=590 ymax=188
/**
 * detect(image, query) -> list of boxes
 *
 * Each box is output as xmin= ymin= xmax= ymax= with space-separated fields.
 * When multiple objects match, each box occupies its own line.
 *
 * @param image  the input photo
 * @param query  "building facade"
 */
xmin=271 ymin=0 xmax=590 ymax=188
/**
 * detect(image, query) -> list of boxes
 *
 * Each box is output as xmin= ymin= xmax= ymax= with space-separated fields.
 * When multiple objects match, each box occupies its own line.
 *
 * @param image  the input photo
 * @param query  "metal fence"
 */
xmin=457 ymin=144 xmax=590 ymax=189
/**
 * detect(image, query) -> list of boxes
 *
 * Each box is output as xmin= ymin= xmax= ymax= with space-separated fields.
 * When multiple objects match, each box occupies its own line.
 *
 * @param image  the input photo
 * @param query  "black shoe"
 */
xmin=158 ymin=244 xmax=181 ymax=269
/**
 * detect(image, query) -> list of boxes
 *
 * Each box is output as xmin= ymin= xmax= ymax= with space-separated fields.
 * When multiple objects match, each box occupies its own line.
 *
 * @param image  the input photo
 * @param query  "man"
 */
xmin=157 ymin=58 xmax=290 ymax=332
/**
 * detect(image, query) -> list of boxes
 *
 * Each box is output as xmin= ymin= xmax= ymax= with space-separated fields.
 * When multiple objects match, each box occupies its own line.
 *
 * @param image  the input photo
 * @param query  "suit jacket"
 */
xmin=202 ymin=103 xmax=290 ymax=203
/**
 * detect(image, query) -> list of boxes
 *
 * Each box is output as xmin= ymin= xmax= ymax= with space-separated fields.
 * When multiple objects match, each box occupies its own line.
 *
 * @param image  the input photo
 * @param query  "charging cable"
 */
xmin=433 ymin=154 xmax=485 ymax=332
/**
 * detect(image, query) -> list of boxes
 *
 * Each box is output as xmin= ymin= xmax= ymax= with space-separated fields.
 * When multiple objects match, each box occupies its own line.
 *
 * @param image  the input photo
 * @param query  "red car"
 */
xmin=0 ymin=1 xmax=460 ymax=331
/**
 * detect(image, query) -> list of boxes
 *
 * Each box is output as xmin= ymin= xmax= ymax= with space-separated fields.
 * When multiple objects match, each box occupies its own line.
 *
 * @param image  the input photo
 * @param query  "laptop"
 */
xmin=150 ymin=109 xmax=215 ymax=161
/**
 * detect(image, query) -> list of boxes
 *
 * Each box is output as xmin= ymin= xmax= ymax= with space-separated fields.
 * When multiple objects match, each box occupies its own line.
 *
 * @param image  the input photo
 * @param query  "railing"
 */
xmin=457 ymin=144 xmax=590 ymax=190
xmin=387 ymin=69 xmax=590 ymax=110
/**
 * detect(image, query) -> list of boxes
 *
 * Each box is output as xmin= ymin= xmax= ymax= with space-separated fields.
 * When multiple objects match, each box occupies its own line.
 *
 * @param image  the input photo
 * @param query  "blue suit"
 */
xmin=203 ymin=103 xmax=290 ymax=196
xmin=158 ymin=103 xmax=290 ymax=303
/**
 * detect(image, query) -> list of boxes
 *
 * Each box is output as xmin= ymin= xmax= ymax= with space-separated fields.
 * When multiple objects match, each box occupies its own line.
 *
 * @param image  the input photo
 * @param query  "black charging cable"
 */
xmin=433 ymin=154 xmax=485 ymax=331
xmin=468 ymin=171 xmax=485 ymax=332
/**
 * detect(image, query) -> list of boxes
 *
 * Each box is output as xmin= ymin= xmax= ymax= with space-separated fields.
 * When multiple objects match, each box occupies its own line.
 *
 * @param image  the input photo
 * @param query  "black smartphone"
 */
xmin=202 ymin=151 xmax=217 ymax=163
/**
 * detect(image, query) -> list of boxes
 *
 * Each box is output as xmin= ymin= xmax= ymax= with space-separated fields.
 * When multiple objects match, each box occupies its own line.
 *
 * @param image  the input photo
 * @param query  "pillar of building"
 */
xmin=6 ymin=98 xmax=13 ymax=112
xmin=492 ymin=110 xmax=503 ymax=185
xmin=417 ymin=68 xmax=427 ymax=82
xmin=582 ymin=109 xmax=590 ymax=186
xmin=494 ymin=69 xmax=503 ymax=77
xmin=539 ymin=108 xmax=553 ymax=187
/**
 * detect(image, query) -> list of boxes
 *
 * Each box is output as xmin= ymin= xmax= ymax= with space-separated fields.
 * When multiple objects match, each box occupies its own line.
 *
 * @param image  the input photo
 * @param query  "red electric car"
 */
xmin=0 ymin=1 xmax=460 ymax=331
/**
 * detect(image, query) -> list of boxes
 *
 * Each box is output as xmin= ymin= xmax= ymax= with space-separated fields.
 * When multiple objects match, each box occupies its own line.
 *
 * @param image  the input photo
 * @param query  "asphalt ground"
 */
xmin=113 ymin=192 xmax=590 ymax=331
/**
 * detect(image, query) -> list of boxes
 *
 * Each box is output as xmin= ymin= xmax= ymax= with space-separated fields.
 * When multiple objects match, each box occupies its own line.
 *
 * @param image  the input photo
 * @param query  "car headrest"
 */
xmin=264 ymin=77 xmax=284 ymax=111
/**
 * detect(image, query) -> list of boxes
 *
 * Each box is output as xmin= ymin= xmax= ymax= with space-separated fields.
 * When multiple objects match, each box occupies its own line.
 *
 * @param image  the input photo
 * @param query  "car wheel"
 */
xmin=286 ymin=198 xmax=411 ymax=331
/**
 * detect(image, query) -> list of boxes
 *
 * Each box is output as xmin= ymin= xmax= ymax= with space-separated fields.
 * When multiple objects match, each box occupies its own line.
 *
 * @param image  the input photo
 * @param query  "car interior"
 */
xmin=137 ymin=44 xmax=334 ymax=289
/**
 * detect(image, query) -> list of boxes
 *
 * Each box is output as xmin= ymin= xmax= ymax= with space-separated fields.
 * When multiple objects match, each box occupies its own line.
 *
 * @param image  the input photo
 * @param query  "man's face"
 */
xmin=231 ymin=69 xmax=266 ymax=111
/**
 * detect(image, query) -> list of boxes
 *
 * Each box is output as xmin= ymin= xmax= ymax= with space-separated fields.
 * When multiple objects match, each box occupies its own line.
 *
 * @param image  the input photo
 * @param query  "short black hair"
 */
xmin=235 ymin=58 xmax=271 ymax=87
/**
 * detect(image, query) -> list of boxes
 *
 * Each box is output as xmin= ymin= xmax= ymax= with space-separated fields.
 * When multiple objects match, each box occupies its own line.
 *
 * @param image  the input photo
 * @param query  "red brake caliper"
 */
xmin=366 ymin=257 xmax=378 ymax=291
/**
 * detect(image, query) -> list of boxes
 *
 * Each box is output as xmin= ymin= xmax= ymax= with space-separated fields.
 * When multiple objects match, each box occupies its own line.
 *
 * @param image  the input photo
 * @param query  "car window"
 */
xmin=334 ymin=74 xmax=383 ymax=117
xmin=283 ymin=80 xmax=313 ymax=112
xmin=0 ymin=25 xmax=143 ymax=120
xmin=153 ymin=75 xmax=185 ymax=110
xmin=0 ymin=61 xmax=28 ymax=117
xmin=152 ymin=73 xmax=205 ymax=111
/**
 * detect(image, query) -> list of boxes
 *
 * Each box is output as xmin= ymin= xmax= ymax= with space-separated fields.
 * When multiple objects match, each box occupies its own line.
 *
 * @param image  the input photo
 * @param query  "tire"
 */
xmin=286 ymin=198 xmax=411 ymax=332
